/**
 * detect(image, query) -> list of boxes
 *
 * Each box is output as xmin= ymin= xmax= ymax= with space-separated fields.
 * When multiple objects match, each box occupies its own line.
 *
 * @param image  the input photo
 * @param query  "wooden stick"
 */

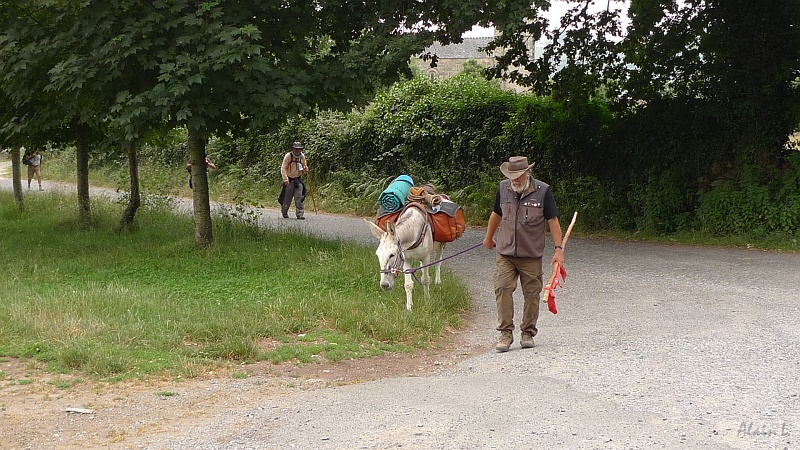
xmin=561 ymin=210 xmax=578 ymax=249
xmin=543 ymin=211 xmax=578 ymax=301
xmin=305 ymin=167 xmax=318 ymax=215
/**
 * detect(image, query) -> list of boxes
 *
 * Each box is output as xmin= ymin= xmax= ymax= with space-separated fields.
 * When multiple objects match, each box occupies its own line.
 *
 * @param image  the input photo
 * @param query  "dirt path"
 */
xmin=1 ymin=158 xmax=799 ymax=449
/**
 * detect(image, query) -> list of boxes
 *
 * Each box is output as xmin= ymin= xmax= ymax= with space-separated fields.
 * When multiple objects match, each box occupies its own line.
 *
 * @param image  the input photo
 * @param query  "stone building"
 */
xmin=414 ymin=37 xmax=495 ymax=81
xmin=413 ymin=37 xmax=528 ymax=92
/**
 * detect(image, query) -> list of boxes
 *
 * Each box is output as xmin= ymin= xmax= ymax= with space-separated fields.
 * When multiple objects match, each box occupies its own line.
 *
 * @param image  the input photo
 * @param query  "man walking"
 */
xmin=26 ymin=148 xmax=44 ymax=191
xmin=280 ymin=141 xmax=309 ymax=220
xmin=483 ymin=156 xmax=564 ymax=352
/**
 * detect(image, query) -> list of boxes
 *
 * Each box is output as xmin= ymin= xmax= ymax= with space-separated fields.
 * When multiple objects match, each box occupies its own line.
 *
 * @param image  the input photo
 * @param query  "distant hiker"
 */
xmin=279 ymin=141 xmax=309 ymax=220
xmin=186 ymin=154 xmax=216 ymax=189
xmin=25 ymin=148 xmax=44 ymax=191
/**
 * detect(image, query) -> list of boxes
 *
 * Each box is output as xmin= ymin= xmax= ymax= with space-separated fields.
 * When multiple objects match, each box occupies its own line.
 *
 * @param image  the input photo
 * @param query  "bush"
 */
xmin=551 ymin=177 xmax=629 ymax=231
xmin=696 ymin=156 xmax=800 ymax=235
xmin=630 ymin=169 xmax=696 ymax=234
xmin=363 ymin=74 xmax=518 ymax=185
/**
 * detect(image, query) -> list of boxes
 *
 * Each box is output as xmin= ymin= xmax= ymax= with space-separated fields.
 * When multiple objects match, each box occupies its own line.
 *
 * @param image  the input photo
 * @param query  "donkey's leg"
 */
xmin=433 ymin=242 xmax=445 ymax=285
xmin=422 ymin=266 xmax=431 ymax=298
xmin=403 ymin=265 xmax=414 ymax=310
xmin=420 ymin=257 xmax=432 ymax=298
xmin=433 ymin=262 xmax=442 ymax=286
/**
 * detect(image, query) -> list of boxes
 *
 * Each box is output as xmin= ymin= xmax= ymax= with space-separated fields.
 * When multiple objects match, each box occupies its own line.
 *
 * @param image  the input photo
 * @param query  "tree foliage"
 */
xmin=487 ymin=0 xmax=800 ymax=167
xmin=1 ymin=0 xmax=536 ymax=245
xmin=486 ymin=0 xmax=627 ymax=102
xmin=623 ymin=0 xmax=800 ymax=164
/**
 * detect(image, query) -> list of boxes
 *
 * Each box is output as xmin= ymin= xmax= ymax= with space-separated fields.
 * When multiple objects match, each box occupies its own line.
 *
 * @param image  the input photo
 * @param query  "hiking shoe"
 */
xmin=296 ymin=216 xmax=305 ymax=220
xmin=495 ymin=331 xmax=513 ymax=353
xmin=282 ymin=213 xmax=289 ymax=218
xmin=520 ymin=332 xmax=535 ymax=349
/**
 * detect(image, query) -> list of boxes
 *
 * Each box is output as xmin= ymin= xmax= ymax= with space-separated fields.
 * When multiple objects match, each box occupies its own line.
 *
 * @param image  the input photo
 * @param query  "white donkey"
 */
xmin=366 ymin=204 xmax=446 ymax=310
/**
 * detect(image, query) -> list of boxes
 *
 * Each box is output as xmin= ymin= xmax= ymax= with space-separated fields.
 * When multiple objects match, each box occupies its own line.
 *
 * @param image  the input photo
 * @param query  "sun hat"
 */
xmin=291 ymin=141 xmax=304 ymax=149
xmin=500 ymin=156 xmax=535 ymax=179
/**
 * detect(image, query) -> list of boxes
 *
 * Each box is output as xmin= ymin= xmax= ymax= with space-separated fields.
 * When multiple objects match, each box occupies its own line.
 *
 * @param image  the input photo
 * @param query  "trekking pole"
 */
xmin=305 ymin=167 xmax=318 ymax=215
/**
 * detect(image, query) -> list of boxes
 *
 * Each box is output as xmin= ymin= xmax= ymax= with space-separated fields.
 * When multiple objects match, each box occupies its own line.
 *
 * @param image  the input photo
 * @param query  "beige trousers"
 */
xmin=494 ymin=254 xmax=543 ymax=336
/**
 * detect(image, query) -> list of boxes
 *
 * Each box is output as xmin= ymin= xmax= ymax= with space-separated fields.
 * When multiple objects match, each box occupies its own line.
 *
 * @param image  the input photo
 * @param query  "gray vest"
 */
xmin=495 ymin=177 xmax=549 ymax=258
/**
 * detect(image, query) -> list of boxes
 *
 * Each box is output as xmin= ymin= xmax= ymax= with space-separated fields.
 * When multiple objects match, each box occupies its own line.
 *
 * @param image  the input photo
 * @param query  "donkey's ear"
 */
xmin=386 ymin=221 xmax=396 ymax=235
xmin=365 ymin=219 xmax=385 ymax=239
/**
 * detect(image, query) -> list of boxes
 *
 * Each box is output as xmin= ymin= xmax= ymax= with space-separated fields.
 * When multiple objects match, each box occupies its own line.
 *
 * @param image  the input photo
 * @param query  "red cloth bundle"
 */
xmin=544 ymin=263 xmax=567 ymax=315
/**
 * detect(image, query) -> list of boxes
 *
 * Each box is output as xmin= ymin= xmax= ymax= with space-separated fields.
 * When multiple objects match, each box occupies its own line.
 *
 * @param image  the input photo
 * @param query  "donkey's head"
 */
xmin=366 ymin=219 xmax=404 ymax=291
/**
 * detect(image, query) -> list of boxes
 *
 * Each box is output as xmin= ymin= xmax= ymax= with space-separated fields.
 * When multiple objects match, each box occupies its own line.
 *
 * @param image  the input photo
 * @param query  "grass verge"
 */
xmin=0 ymin=190 xmax=470 ymax=381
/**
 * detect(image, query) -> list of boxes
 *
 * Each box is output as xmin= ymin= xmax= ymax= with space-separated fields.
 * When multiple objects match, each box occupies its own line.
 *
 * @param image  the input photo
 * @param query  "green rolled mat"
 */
xmin=378 ymin=175 xmax=414 ymax=213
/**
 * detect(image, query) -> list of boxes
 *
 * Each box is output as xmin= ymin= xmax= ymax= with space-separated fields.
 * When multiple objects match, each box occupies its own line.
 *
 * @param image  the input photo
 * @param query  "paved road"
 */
xmin=2 ymin=160 xmax=798 ymax=449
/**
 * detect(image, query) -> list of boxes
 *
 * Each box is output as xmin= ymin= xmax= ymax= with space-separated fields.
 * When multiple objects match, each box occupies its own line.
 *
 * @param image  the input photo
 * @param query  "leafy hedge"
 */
xmin=175 ymin=73 xmax=798 ymax=238
xmin=696 ymin=154 xmax=800 ymax=235
xmin=350 ymin=74 xmax=519 ymax=187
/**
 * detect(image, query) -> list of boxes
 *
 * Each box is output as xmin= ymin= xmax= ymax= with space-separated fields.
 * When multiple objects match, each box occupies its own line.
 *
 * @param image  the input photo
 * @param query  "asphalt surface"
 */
xmin=1 ymin=160 xmax=798 ymax=449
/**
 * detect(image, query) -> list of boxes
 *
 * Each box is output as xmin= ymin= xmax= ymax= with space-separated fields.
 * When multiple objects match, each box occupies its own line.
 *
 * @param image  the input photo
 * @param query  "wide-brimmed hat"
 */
xmin=291 ymin=141 xmax=304 ymax=149
xmin=500 ymin=156 xmax=535 ymax=179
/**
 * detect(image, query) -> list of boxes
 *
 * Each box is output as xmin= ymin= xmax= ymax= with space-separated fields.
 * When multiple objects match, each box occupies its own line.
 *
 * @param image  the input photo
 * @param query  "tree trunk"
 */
xmin=119 ymin=139 xmax=141 ymax=231
xmin=75 ymin=124 xmax=92 ymax=227
xmin=11 ymin=145 xmax=23 ymax=211
xmin=188 ymin=129 xmax=213 ymax=248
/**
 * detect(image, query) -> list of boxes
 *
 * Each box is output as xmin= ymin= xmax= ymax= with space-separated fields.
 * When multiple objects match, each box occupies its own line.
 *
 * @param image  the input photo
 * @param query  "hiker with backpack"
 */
xmin=24 ymin=148 xmax=44 ymax=191
xmin=279 ymin=141 xmax=309 ymax=220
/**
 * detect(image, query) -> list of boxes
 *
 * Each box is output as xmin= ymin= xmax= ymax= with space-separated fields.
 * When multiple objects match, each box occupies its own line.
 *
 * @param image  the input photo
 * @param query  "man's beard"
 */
xmin=511 ymin=177 xmax=529 ymax=193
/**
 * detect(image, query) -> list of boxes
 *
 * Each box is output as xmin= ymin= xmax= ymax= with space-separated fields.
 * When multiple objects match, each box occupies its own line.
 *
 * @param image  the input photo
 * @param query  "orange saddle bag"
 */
xmin=375 ymin=199 xmax=465 ymax=243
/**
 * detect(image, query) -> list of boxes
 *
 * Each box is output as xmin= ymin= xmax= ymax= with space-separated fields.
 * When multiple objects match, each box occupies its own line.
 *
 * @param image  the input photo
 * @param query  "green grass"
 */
xmin=0 ymin=190 xmax=470 ymax=381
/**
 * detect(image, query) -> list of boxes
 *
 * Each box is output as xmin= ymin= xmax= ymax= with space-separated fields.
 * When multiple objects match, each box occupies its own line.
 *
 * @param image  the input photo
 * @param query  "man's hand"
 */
xmin=552 ymin=248 xmax=564 ymax=265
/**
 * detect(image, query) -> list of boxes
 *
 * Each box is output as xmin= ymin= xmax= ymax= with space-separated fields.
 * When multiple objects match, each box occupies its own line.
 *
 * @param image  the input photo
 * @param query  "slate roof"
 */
xmin=420 ymin=37 xmax=495 ymax=59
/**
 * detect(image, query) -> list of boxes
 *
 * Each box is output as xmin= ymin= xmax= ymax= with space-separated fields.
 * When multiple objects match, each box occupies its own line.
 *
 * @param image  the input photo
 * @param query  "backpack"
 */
xmin=22 ymin=154 xmax=32 ymax=165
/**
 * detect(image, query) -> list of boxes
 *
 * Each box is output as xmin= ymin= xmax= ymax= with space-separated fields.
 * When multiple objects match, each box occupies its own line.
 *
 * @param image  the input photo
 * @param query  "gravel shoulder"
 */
xmin=1 ymin=160 xmax=799 ymax=450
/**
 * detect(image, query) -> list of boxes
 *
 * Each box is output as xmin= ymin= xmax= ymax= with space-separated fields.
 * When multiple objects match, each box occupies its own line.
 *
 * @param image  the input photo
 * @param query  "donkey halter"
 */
xmin=379 ymin=237 xmax=406 ymax=278
xmin=377 ymin=203 xmax=430 ymax=281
